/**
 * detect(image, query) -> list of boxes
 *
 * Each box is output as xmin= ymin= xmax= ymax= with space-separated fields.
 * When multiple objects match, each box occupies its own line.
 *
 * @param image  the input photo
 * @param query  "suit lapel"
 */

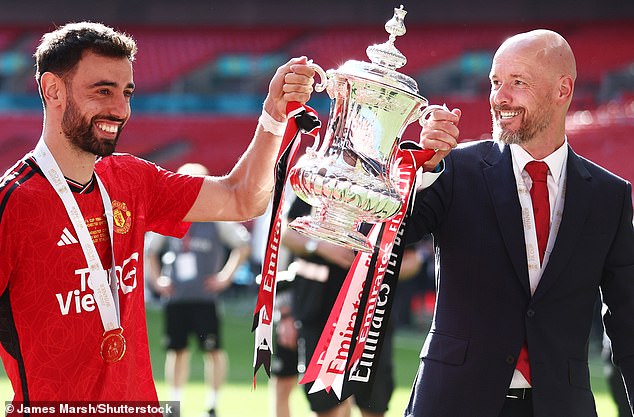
xmin=533 ymin=147 xmax=593 ymax=300
xmin=483 ymin=143 xmax=531 ymax=296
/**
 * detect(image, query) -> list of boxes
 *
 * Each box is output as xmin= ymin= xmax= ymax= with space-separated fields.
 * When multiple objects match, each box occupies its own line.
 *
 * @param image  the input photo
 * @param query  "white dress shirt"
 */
xmin=508 ymin=139 xmax=569 ymax=388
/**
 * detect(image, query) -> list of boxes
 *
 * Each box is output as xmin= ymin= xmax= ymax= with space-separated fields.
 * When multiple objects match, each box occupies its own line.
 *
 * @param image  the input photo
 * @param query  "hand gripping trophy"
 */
xmin=288 ymin=5 xmax=446 ymax=252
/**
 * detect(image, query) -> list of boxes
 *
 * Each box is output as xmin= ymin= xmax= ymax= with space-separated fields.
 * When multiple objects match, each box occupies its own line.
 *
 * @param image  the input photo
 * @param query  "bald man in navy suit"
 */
xmin=405 ymin=29 xmax=634 ymax=417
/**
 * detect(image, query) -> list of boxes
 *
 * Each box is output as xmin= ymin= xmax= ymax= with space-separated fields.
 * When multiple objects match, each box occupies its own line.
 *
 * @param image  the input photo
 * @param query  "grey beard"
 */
xmin=492 ymin=116 xmax=550 ymax=146
xmin=493 ymin=123 xmax=528 ymax=145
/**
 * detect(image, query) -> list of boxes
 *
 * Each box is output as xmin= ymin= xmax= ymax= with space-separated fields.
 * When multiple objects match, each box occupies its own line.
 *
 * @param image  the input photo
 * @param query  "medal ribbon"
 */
xmin=300 ymin=142 xmax=435 ymax=398
xmin=252 ymin=102 xmax=321 ymax=386
xmin=34 ymin=140 xmax=121 ymax=334
xmin=514 ymin=161 xmax=565 ymax=295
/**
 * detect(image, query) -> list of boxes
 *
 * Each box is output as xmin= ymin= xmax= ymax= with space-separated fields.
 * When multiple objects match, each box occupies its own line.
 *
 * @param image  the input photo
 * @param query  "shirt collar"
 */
xmin=30 ymin=155 xmax=96 ymax=194
xmin=510 ymin=137 xmax=568 ymax=185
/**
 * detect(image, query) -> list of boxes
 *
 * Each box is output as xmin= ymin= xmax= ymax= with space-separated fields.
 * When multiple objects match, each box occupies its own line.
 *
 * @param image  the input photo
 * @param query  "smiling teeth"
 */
xmin=97 ymin=123 xmax=118 ymax=133
xmin=500 ymin=111 xmax=520 ymax=119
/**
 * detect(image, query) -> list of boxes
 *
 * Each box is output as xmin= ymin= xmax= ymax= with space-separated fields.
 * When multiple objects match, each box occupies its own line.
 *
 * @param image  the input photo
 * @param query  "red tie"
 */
xmin=525 ymin=161 xmax=550 ymax=263
xmin=515 ymin=161 xmax=550 ymax=385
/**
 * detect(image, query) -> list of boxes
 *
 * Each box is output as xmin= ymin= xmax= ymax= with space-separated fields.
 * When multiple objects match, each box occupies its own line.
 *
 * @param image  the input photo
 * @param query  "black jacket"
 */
xmin=405 ymin=140 xmax=634 ymax=417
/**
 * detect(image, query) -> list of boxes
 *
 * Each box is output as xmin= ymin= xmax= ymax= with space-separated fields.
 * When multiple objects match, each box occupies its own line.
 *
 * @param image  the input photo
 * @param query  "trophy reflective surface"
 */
xmin=289 ymin=6 xmax=443 ymax=252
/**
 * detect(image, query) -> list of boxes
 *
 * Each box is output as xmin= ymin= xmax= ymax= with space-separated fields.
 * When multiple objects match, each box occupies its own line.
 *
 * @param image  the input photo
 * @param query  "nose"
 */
xmin=109 ymin=93 xmax=130 ymax=120
xmin=491 ymin=83 xmax=511 ymax=108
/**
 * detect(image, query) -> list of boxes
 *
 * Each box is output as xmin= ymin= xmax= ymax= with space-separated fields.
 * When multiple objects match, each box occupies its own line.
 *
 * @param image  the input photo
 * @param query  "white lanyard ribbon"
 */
xmin=516 ymin=169 xmax=566 ymax=294
xmin=34 ymin=140 xmax=120 ymax=332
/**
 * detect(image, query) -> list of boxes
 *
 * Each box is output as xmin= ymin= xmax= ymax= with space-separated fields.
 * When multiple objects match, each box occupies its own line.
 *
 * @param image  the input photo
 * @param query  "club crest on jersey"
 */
xmin=112 ymin=200 xmax=132 ymax=234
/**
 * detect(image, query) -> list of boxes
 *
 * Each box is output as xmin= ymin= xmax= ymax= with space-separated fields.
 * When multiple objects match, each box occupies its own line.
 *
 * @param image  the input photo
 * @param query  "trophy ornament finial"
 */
xmin=366 ymin=5 xmax=408 ymax=70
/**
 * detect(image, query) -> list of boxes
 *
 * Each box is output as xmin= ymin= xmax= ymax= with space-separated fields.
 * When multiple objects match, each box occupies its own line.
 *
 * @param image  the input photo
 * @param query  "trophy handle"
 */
xmin=418 ymin=104 xmax=450 ymax=126
xmin=307 ymin=60 xmax=328 ymax=93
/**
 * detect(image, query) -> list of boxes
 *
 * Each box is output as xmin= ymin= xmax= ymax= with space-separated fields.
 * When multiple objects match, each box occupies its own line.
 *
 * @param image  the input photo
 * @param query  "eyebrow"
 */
xmin=91 ymin=80 xmax=136 ymax=90
xmin=489 ymin=72 xmax=528 ymax=80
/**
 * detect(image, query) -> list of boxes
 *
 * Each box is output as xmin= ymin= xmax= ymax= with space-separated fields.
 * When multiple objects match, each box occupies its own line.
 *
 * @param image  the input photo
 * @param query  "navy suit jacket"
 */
xmin=404 ymin=140 xmax=634 ymax=417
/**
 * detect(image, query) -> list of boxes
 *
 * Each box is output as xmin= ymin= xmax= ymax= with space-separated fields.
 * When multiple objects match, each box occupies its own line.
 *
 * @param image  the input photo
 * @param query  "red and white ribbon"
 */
xmin=252 ymin=102 xmax=321 ymax=386
xmin=300 ymin=142 xmax=435 ymax=398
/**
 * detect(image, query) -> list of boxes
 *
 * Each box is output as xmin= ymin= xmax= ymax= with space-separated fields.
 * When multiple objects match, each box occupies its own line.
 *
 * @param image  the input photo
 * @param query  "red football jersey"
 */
xmin=0 ymin=152 xmax=203 ymax=402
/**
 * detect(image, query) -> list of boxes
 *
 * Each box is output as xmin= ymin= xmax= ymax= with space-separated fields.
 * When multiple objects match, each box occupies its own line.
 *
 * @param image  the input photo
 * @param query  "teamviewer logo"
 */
xmin=57 ymin=227 xmax=78 ymax=246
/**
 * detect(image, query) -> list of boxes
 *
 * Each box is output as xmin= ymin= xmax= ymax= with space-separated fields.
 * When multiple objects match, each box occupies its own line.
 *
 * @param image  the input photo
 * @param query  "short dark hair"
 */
xmin=34 ymin=21 xmax=137 ymax=89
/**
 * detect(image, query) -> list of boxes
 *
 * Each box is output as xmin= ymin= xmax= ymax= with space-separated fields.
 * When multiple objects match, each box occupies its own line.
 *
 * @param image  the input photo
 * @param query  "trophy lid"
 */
xmin=334 ymin=5 xmax=421 ymax=97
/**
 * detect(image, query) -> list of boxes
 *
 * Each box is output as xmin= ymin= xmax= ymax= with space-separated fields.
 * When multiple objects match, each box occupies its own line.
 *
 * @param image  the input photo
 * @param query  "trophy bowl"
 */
xmin=288 ymin=6 xmax=443 ymax=252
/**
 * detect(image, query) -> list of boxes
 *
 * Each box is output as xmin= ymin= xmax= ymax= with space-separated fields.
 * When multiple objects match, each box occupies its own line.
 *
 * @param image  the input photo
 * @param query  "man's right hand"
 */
xmin=263 ymin=56 xmax=316 ymax=123
xmin=419 ymin=107 xmax=461 ymax=172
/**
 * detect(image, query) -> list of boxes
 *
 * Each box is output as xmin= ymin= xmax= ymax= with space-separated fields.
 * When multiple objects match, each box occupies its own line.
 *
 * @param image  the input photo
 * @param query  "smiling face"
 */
xmin=488 ymin=30 xmax=576 ymax=149
xmin=61 ymin=51 xmax=135 ymax=156
xmin=489 ymin=44 xmax=555 ymax=145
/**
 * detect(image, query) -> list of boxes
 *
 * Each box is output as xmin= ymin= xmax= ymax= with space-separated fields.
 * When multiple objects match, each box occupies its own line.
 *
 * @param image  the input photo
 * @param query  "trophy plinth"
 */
xmin=289 ymin=5 xmax=438 ymax=252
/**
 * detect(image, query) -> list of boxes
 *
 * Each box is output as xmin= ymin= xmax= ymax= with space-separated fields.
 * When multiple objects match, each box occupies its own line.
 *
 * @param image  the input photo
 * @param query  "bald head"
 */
xmin=495 ymin=29 xmax=577 ymax=81
xmin=489 ymin=29 xmax=577 ymax=152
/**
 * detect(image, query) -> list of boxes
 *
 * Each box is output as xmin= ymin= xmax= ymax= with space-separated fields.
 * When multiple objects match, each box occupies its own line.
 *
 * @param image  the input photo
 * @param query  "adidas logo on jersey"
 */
xmin=57 ymin=227 xmax=78 ymax=246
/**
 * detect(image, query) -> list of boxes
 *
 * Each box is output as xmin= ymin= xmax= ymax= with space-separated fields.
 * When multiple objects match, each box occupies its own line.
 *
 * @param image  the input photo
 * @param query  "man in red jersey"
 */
xmin=0 ymin=21 xmax=314 ymax=408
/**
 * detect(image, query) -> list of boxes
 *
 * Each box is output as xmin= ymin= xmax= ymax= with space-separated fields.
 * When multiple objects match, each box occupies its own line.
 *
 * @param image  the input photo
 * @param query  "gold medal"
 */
xmin=101 ymin=328 xmax=126 ymax=363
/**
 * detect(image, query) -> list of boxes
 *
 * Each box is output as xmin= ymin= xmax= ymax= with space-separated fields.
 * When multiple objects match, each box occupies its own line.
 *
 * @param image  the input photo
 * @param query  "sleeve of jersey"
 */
xmin=0 ymin=188 xmax=18 ymax=295
xmin=143 ymin=160 xmax=204 ymax=238
xmin=0 ymin=215 xmax=12 ymax=294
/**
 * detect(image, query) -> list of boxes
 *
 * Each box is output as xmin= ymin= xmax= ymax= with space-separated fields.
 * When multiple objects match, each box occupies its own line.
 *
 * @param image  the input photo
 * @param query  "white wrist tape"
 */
xmin=258 ymin=108 xmax=287 ymax=136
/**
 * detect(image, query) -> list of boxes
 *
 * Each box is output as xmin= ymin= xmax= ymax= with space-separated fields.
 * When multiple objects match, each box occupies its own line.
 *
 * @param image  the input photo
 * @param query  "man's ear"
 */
xmin=557 ymin=75 xmax=574 ymax=103
xmin=40 ymin=72 xmax=65 ymax=108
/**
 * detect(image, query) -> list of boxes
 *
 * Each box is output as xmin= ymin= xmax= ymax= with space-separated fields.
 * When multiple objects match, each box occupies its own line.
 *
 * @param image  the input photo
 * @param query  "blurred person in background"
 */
xmin=391 ymin=236 xmax=434 ymax=330
xmin=269 ymin=275 xmax=299 ymax=417
xmin=146 ymin=163 xmax=251 ymax=417
xmin=0 ymin=21 xmax=314 ymax=407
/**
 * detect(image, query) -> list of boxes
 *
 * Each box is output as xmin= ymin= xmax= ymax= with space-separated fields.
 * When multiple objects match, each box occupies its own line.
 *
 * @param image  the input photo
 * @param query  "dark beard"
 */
xmin=62 ymin=97 xmax=123 ymax=157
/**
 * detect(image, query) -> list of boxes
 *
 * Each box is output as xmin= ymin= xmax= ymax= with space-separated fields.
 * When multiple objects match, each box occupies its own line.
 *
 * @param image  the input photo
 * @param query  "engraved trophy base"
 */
xmin=288 ymin=206 xmax=374 ymax=253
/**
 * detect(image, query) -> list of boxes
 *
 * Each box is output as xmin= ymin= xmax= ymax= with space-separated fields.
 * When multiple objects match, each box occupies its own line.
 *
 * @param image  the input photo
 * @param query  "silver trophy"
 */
xmin=288 ymin=6 xmax=445 ymax=252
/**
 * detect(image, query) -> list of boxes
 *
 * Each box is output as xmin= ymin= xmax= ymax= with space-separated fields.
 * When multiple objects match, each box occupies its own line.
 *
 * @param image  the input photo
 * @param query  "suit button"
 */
xmin=526 ymin=309 xmax=535 ymax=318
xmin=506 ymin=355 xmax=515 ymax=365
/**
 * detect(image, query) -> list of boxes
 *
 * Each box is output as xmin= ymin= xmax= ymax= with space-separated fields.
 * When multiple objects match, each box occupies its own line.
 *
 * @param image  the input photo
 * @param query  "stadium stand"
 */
xmin=567 ymin=99 xmax=634 ymax=183
xmin=129 ymin=26 xmax=300 ymax=92
xmin=0 ymin=28 xmax=20 ymax=51
xmin=566 ymin=22 xmax=634 ymax=85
